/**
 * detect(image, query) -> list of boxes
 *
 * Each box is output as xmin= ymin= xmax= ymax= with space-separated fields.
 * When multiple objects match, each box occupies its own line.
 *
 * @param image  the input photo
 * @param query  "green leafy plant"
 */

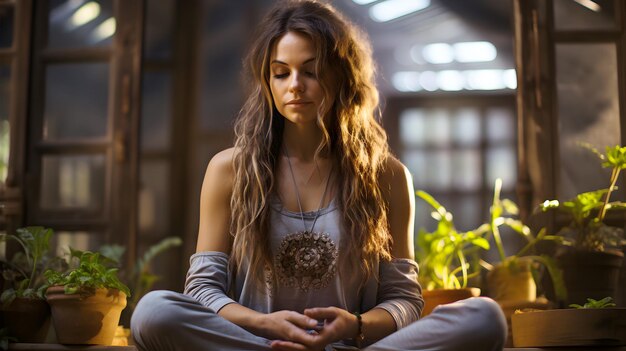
xmin=44 ymin=248 xmax=130 ymax=297
xmin=0 ymin=227 xmax=66 ymax=305
xmin=569 ymin=296 xmax=616 ymax=309
xmin=99 ymin=236 xmax=182 ymax=312
xmin=416 ymin=190 xmax=490 ymax=290
xmin=484 ymin=178 xmax=567 ymax=301
xmin=541 ymin=144 xmax=626 ymax=251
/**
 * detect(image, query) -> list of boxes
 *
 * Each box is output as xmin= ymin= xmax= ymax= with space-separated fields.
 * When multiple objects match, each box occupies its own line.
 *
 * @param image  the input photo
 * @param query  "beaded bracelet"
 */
xmin=353 ymin=311 xmax=365 ymax=347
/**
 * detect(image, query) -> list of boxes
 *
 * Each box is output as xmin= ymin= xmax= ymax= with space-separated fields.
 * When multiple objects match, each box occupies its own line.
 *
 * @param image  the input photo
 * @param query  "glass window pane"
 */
xmin=403 ymin=150 xmax=452 ymax=191
xmin=0 ymin=6 xmax=14 ymax=48
xmin=141 ymin=72 xmax=171 ymax=150
xmin=200 ymin=0 xmax=247 ymax=131
xmin=452 ymin=149 xmax=481 ymax=191
xmin=44 ymin=63 xmax=109 ymax=140
xmin=139 ymin=161 xmax=169 ymax=235
xmin=399 ymin=108 xmax=426 ymax=146
xmin=40 ymin=154 xmax=106 ymax=210
xmin=144 ymin=0 xmax=174 ymax=60
xmin=424 ymin=109 xmax=450 ymax=146
xmin=486 ymin=146 xmax=516 ymax=191
xmin=556 ymin=43 xmax=619 ymax=200
xmin=55 ymin=231 xmax=103 ymax=257
xmin=554 ymin=0 xmax=616 ymax=31
xmin=452 ymin=195 xmax=483 ymax=232
xmin=452 ymin=108 xmax=480 ymax=146
xmin=427 ymin=150 xmax=452 ymax=191
xmin=486 ymin=107 xmax=514 ymax=143
xmin=48 ymin=0 xmax=115 ymax=49
xmin=0 ymin=65 xmax=10 ymax=184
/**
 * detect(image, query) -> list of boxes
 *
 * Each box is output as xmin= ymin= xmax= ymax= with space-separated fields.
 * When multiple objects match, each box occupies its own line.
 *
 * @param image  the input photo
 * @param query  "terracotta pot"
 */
xmin=557 ymin=249 xmax=623 ymax=306
xmin=487 ymin=258 xmax=536 ymax=303
xmin=46 ymin=286 xmax=127 ymax=345
xmin=512 ymin=308 xmax=626 ymax=347
xmin=0 ymin=297 xmax=51 ymax=343
xmin=421 ymin=287 xmax=481 ymax=316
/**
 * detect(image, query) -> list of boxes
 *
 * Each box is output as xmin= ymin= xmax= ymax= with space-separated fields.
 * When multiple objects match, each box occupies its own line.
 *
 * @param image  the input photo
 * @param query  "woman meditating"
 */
xmin=131 ymin=1 xmax=506 ymax=350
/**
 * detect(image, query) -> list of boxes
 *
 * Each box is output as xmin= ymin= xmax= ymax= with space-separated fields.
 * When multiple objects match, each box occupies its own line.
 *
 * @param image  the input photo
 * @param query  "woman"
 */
xmin=131 ymin=1 xmax=506 ymax=350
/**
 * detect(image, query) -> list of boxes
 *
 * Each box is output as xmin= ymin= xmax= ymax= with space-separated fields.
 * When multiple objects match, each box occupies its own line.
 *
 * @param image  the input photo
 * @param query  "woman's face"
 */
xmin=269 ymin=31 xmax=326 ymax=126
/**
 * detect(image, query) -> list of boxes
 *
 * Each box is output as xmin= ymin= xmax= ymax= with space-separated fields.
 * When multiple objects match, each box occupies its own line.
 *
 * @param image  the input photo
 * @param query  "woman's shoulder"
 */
xmin=380 ymin=155 xmax=412 ymax=188
xmin=203 ymin=147 xmax=237 ymax=188
xmin=208 ymin=147 xmax=246 ymax=172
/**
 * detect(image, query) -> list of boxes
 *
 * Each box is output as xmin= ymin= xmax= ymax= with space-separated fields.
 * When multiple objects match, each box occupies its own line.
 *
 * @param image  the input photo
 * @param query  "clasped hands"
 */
xmin=257 ymin=307 xmax=358 ymax=351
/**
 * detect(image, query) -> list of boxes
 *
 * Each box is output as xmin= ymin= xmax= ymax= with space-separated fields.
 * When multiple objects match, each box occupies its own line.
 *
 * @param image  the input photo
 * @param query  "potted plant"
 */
xmin=99 ymin=236 xmax=182 ymax=345
xmin=0 ymin=227 xmax=65 ymax=343
xmin=483 ymin=179 xmax=567 ymax=305
xmin=44 ymin=248 xmax=130 ymax=345
xmin=99 ymin=236 xmax=182 ymax=316
xmin=512 ymin=296 xmax=626 ymax=347
xmin=541 ymin=144 xmax=626 ymax=306
xmin=416 ymin=190 xmax=489 ymax=315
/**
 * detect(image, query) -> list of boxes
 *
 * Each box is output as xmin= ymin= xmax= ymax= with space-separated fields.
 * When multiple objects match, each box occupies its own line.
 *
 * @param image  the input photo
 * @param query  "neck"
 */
xmin=282 ymin=122 xmax=325 ymax=161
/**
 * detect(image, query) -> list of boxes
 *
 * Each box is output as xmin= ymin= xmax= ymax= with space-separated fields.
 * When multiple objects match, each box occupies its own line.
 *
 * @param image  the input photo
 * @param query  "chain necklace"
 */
xmin=283 ymin=147 xmax=333 ymax=233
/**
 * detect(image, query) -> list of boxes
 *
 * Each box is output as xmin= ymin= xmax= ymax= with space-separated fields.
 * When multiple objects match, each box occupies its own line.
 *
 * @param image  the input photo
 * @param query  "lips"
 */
xmin=286 ymin=100 xmax=312 ymax=106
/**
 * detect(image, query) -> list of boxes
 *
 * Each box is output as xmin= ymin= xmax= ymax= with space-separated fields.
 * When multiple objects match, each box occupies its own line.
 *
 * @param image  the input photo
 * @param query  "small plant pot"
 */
xmin=421 ymin=287 xmax=481 ymax=316
xmin=557 ymin=249 xmax=623 ymax=306
xmin=0 ymin=297 xmax=51 ymax=343
xmin=46 ymin=286 xmax=127 ymax=345
xmin=487 ymin=258 xmax=536 ymax=303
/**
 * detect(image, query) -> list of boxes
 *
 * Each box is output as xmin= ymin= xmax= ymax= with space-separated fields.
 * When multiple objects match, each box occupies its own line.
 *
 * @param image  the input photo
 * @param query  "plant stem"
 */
xmin=492 ymin=179 xmax=507 ymax=262
xmin=598 ymin=166 xmax=620 ymax=222
xmin=457 ymin=251 xmax=468 ymax=288
xmin=28 ymin=256 xmax=38 ymax=290
xmin=517 ymin=237 xmax=537 ymax=257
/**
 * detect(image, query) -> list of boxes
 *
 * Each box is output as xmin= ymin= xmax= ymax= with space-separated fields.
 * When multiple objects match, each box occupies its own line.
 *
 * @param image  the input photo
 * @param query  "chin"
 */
xmin=283 ymin=114 xmax=318 ymax=125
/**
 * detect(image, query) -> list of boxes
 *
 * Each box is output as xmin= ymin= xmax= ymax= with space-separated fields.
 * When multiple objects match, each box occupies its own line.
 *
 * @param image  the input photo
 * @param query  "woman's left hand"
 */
xmin=270 ymin=307 xmax=358 ymax=351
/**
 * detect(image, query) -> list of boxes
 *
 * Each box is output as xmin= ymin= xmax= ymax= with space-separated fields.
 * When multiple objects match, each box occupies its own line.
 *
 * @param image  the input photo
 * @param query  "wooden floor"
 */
xmin=8 ymin=345 xmax=137 ymax=351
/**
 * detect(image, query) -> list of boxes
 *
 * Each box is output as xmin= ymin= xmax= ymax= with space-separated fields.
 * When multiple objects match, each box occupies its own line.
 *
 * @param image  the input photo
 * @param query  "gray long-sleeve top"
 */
xmin=184 ymin=198 xmax=424 ymax=344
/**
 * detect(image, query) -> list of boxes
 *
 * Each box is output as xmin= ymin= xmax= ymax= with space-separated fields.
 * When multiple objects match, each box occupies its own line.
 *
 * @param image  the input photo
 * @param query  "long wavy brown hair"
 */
xmin=230 ymin=0 xmax=391 ymax=283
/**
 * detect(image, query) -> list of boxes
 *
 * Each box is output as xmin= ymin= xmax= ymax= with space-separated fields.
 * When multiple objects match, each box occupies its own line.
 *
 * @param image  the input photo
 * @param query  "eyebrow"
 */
xmin=271 ymin=58 xmax=316 ymax=66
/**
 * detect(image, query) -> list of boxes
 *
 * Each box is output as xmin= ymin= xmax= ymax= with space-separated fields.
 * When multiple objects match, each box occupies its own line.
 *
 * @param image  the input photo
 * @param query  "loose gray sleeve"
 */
xmin=183 ymin=251 xmax=236 ymax=313
xmin=374 ymin=258 xmax=424 ymax=330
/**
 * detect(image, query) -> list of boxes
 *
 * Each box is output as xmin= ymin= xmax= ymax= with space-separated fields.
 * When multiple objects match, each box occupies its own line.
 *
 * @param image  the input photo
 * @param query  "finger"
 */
xmin=304 ymin=307 xmax=338 ymax=319
xmin=287 ymin=311 xmax=319 ymax=329
xmin=270 ymin=340 xmax=308 ymax=351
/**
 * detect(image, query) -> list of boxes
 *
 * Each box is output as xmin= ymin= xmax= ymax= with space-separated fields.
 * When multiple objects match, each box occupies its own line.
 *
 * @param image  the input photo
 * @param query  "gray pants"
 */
xmin=131 ymin=291 xmax=506 ymax=351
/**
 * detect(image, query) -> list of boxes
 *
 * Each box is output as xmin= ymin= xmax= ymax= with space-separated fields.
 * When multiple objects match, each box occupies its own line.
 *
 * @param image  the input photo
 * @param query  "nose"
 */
xmin=288 ymin=72 xmax=305 ymax=93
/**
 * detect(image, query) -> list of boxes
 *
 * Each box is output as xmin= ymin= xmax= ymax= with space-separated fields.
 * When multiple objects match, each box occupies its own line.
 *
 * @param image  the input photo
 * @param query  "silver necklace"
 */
xmin=283 ymin=147 xmax=333 ymax=234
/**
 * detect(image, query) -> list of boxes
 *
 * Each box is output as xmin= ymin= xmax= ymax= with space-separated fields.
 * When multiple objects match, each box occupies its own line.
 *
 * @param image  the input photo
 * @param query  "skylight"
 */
xmin=351 ymin=0 xmax=378 ymax=5
xmin=419 ymin=41 xmax=497 ymax=64
xmin=369 ymin=0 xmax=431 ymax=22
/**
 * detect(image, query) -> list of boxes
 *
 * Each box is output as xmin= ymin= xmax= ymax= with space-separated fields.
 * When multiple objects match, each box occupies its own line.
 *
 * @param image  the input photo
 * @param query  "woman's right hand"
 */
xmin=255 ymin=310 xmax=323 ymax=345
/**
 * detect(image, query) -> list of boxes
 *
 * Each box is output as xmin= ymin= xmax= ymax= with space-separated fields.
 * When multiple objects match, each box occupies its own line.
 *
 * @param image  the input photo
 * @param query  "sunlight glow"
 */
xmin=392 ymin=69 xmax=517 ymax=92
xmin=352 ymin=0 xmax=378 ymax=4
xmin=422 ymin=43 xmax=454 ymax=64
xmin=93 ymin=17 xmax=116 ymax=40
xmin=453 ymin=41 xmax=497 ymax=63
xmin=369 ymin=0 xmax=430 ymax=22
xmin=70 ymin=2 xmax=101 ymax=27
xmin=573 ymin=0 xmax=602 ymax=12
xmin=392 ymin=72 xmax=422 ymax=92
